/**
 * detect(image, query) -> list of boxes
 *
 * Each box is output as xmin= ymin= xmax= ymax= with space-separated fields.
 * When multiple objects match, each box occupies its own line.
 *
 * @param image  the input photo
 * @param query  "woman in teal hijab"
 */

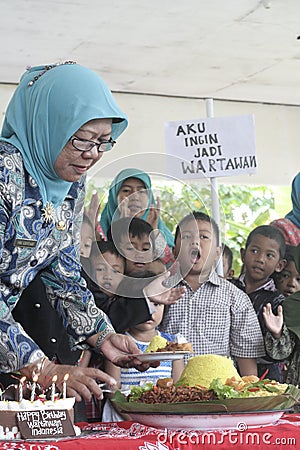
xmin=0 ymin=62 xmax=151 ymax=403
xmin=1 ymin=62 xmax=128 ymax=209
xmin=100 ymin=168 xmax=174 ymax=247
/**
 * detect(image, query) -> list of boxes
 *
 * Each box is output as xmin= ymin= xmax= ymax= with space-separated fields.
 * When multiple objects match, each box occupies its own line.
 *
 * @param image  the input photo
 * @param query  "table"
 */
xmin=0 ymin=414 xmax=299 ymax=450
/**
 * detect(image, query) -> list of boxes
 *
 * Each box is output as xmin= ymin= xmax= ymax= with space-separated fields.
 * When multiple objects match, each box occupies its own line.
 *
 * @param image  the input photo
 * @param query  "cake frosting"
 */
xmin=0 ymin=387 xmax=79 ymax=440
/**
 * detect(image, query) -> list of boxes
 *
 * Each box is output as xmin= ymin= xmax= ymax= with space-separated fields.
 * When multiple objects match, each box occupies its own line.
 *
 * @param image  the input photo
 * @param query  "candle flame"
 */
xmin=32 ymin=374 xmax=39 ymax=382
xmin=20 ymin=376 xmax=26 ymax=384
xmin=63 ymin=373 xmax=69 ymax=382
xmin=52 ymin=375 xmax=58 ymax=382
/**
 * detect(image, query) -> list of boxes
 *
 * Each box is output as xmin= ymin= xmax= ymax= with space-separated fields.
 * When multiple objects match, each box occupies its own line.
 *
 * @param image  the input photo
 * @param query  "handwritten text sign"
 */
xmin=164 ymin=114 xmax=256 ymax=179
xmin=16 ymin=409 xmax=75 ymax=439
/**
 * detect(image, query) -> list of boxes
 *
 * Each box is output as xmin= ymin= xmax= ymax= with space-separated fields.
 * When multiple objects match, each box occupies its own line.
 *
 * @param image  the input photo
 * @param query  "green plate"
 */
xmin=111 ymin=385 xmax=300 ymax=414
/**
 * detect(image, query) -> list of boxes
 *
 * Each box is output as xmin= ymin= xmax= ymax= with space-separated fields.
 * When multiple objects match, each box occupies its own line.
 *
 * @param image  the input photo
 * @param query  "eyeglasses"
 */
xmin=71 ymin=136 xmax=116 ymax=153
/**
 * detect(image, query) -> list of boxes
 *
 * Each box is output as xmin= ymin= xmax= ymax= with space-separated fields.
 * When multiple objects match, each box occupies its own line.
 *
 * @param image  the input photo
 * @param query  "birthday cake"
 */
xmin=0 ymin=382 xmax=80 ymax=440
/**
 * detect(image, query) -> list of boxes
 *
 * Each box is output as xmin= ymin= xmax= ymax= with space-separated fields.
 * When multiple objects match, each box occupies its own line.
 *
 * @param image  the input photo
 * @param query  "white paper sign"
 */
xmin=164 ymin=114 xmax=256 ymax=180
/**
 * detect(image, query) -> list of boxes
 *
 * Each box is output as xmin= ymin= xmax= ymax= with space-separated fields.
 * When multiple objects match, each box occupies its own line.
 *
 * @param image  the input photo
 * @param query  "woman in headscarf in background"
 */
xmin=100 ymin=168 xmax=175 ymax=266
xmin=0 ymin=62 xmax=151 ymax=403
xmin=270 ymin=172 xmax=300 ymax=245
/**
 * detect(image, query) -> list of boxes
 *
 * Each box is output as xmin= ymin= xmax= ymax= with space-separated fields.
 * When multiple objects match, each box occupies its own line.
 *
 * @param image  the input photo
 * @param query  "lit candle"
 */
xmin=19 ymin=377 xmax=26 ymax=402
xmin=62 ymin=373 xmax=69 ymax=400
xmin=51 ymin=375 xmax=58 ymax=402
xmin=30 ymin=375 xmax=38 ymax=402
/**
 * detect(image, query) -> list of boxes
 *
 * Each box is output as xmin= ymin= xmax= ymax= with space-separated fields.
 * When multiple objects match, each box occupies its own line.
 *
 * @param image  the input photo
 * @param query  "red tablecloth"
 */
xmin=0 ymin=414 xmax=299 ymax=450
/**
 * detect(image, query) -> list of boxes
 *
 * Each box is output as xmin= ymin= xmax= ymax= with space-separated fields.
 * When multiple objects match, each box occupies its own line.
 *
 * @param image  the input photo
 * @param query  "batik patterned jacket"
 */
xmin=0 ymin=142 xmax=113 ymax=372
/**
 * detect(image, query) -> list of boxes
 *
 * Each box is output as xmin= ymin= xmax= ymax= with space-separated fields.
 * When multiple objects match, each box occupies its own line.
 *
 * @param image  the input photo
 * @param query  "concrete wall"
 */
xmin=1 ymin=83 xmax=299 ymax=187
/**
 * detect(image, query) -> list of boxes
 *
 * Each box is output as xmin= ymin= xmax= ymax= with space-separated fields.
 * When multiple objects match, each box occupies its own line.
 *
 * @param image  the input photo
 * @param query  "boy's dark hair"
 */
xmin=107 ymin=217 xmax=156 ymax=249
xmin=90 ymin=239 xmax=124 ymax=261
xmin=222 ymin=243 xmax=233 ymax=270
xmin=273 ymin=244 xmax=298 ymax=284
xmin=284 ymin=244 xmax=297 ymax=264
xmin=174 ymin=211 xmax=220 ymax=246
xmin=245 ymin=225 xmax=286 ymax=259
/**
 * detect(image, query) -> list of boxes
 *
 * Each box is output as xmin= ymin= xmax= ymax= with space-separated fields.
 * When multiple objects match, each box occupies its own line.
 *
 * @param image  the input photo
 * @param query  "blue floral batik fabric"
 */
xmin=0 ymin=142 xmax=113 ymax=372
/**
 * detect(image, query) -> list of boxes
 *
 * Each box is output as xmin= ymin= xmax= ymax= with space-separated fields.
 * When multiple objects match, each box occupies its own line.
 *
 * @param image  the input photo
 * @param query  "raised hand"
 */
xmin=146 ymin=196 xmax=161 ymax=230
xmin=143 ymin=271 xmax=186 ymax=305
xmin=262 ymin=303 xmax=283 ymax=339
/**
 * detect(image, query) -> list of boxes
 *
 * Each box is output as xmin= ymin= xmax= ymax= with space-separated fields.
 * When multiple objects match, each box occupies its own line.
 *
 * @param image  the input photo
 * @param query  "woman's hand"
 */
xmin=20 ymin=359 xmax=118 ymax=403
xmin=143 ymin=271 xmax=186 ymax=305
xmin=99 ymin=333 xmax=151 ymax=371
xmin=262 ymin=303 xmax=283 ymax=339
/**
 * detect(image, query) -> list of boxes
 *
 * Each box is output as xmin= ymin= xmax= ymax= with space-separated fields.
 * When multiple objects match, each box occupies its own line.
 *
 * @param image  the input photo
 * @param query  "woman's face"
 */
xmin=54 ymin=118 xmax=112 ymax=182
xmin=117 ymin=177 xmax=149 ymax=217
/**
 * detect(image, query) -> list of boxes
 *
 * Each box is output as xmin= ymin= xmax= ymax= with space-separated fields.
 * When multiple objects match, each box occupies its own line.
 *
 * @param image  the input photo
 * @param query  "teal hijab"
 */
xmin=100 ymin=168 xmax=174 ymax=248
xmin=282 ymin=243 xmax=300 ymax=339
xmin=1 ymin=63 xmax=128 ymax=207
xmin=285 ymin=172 xmax=300 ymax=228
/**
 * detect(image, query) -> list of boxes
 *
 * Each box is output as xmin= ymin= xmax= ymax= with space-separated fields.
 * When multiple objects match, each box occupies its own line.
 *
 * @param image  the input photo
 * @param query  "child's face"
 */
xmin=275 ymin=260 xmax=300 ymax=296
xmin=80 ymin=221 xmax=94 ymax=258
xmin=93 ymin=251 xmax=124 ymax=297
xmin=119 ymin=232 xmax=154 ymax=275
xmin=131 ymin=302 xmax=165 ymax=332
xmin=241 ymin=235 xmax=285 ymax=284
xmin=173 ymin=219 xmax=221 ymax=278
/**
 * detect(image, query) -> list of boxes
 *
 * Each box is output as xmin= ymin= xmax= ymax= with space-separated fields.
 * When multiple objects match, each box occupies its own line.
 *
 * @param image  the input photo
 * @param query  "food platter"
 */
xmin=111 ymin=380 xmax=300 ymax=431
xmin=125 ymin=409 xmax=286 ymax=430
xmin=131 ymin=351 xmax=192 ymax=362
xmin=111 ymin=384 xmax=300 ymax=415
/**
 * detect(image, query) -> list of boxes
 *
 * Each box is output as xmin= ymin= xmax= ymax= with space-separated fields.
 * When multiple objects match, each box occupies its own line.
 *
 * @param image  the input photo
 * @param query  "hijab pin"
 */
xmin=27 ymin=61 xmax=77 ymax=87
xmin=41 ymin=202 xmax=55 ymax=223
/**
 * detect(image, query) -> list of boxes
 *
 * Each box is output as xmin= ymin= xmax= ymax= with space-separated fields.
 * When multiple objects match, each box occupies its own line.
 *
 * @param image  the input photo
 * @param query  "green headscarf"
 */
xmin=1 ymin=63 xmax=128 ymax=207
xmin=100 ymin=168 xmax=174 ymax=248
xmin=282 ymin=243 xmax=300 ymax=339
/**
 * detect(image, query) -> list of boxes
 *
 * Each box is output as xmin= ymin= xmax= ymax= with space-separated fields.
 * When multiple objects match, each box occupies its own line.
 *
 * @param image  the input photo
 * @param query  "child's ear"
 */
xmin=215 ymin=245 xmax=222 ymax=260
xmin=228 ymin=268 xmax=235 ymax=279
xmin=274 ymin=258 xmax=287 ymax=273
xmin=240 ymin=248 xmax=246 ymax=263
xmin=172 ymin=245 xmax=178 ymax=259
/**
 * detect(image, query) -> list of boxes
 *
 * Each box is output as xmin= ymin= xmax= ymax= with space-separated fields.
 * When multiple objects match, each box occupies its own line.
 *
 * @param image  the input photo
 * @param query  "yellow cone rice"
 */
xmin=178 ymin=354 xmax=241 ymax=388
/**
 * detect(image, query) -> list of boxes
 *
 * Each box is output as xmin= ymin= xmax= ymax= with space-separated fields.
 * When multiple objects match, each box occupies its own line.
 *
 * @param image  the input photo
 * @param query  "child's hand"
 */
xmin=144 ymin=271 xmax=186 ymax=305
xmin=119 ymin=197 xmax=131 ymax=218
xmin=262 ymin=303 xmax=283 ymax=339
xmin=146 ymin=197 xmax=160 ymax=230
xmin=84 ymin=190 xmax=101 ymax=229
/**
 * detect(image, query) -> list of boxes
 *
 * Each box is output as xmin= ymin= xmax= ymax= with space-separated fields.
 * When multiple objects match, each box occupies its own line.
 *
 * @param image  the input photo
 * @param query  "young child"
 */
xmin=231 ymin=225 xmax=286 ymax=381
xmin=83 ymin=240 xmax=155 ymax=333
xmin=221 ymin=243 xmax=235 ymax=279
xmin=273 ymin=245 xmax=300 ymax=297
xmin=107 ymin=216 xmax=157 ymax=276
xmin=80 ymin=214 xmax=95 ymax=259
xmin=160 ymin=211 xmax=265 ymax=376
xmin=271 ymin=245 xmax=300 ymax=381
xmin=263 ymin=243 xmax=300 ymax=394
xmin=102 ymin=271 xmax=185 ymax=422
